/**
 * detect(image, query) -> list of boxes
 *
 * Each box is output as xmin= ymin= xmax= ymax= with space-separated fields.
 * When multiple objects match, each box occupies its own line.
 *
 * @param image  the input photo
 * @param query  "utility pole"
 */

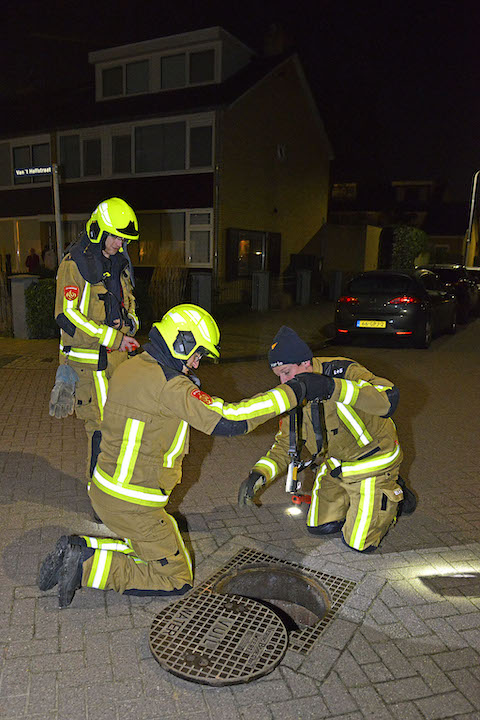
xmin=464 ymin=170 xmax=480 ymax=266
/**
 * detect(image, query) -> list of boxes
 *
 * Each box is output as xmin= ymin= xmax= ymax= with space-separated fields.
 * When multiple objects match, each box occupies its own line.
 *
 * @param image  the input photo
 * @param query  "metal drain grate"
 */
xmin=196 ymin=547 xmax=357 ymax=655
xmin=150 ymin=591 xmax=288 ymax=686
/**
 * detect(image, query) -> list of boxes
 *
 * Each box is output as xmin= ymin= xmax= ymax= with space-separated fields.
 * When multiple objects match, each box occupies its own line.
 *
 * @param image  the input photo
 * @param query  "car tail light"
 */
xmin=396 ymin=331 xmax=413 ymax=335
xmin=388 ymin=296 xmax=421 ymax=304
xmin=337 ymin=328 xmax=349 ymax=333
xmin=337 ymin=296 xmax=359 ymax=304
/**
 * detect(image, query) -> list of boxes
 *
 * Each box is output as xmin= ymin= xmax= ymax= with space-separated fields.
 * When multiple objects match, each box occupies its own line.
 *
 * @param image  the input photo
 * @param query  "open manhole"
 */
xmin=212 ymin=563 xmax=331 ymax=631
xmin=149 ymin=547 xmax=357 ymax=684
xmin=150 ymin=591 xmax=288 ymax=686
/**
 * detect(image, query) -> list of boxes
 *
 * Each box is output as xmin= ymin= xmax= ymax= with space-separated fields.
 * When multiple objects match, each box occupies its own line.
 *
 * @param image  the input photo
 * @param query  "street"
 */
xmin=1 ymin=313 xmax=480 ymax=719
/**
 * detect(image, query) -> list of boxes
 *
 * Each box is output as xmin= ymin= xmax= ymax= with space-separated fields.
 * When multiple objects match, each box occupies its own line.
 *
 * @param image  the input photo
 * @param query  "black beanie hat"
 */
xmin=268 ymin=326 xmax=313 ymax=368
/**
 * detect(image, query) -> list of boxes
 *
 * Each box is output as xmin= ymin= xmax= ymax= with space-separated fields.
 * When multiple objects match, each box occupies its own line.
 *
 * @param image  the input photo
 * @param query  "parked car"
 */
xmin=466 ymin=266 xmax=480 ymax=312
xmin=334 ymin=269 xmax=457 ymax=348
xmin=416 ymin=264 xmax=479 ymax=323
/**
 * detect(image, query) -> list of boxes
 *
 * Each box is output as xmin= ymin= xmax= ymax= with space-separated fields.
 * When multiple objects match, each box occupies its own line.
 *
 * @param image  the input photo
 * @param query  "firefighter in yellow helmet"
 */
xmin=38 ymin=305 xmax=327 ymax=607
xmin=49 ymin=198 xmax=140 ymax=491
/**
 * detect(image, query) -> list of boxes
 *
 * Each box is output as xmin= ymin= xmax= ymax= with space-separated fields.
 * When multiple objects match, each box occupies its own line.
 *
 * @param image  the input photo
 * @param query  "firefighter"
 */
xmin=49 ymin=198 xmax=140 ymax=486
xmin=38 ymin=305 xmax=326 ymax=607
xmin=238 ymin=326 xmax=416 ymax=553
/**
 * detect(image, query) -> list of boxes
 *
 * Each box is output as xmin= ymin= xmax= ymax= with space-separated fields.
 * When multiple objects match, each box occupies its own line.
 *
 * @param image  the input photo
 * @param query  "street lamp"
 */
xmin=464 ymin=170 xmax=480 ymax=265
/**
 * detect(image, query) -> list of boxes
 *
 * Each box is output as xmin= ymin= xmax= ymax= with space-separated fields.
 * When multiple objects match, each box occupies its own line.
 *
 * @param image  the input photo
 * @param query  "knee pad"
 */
xmin=307 ymin=520 xmax=345 ymax=535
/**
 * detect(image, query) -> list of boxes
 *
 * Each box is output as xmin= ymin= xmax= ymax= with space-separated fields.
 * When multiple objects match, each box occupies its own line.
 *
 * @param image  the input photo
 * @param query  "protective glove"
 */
xmin=49 ymin=365 xmax=78 ymax=419
xmin=296 ymin=372 xmax=335 ymax=402
xmin=238 ymin=471 xmax=266 ymax=506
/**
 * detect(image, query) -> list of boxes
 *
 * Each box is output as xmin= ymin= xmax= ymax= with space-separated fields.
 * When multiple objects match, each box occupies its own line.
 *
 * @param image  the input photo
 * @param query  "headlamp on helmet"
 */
xmin=86 ymin=197 xmax=139 ymax=247
xmin=154 ymin=304 xmax=220 ymax=363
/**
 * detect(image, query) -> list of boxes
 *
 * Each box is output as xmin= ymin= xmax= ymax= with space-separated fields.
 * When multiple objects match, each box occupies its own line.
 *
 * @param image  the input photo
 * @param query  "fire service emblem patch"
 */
xmin=64 ymin=286 xmax=79 ymax=301
xmin=191 ymin=388 xmax=213 ymax=405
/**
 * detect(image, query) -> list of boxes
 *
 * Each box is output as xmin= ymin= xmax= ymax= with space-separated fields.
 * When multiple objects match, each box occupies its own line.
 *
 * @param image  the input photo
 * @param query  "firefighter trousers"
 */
xmin=73 ymin=352 xmax=127 ymax=484
xmin=306 ymin=460 xmax=403 ymax=551
xmin=80 ymin=483 xmax=193 ymax=594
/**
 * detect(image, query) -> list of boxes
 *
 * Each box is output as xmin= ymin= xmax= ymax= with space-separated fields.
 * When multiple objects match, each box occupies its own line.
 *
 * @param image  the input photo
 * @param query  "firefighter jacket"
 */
xmin=252 ymin=356 xmax=402 ymax=484
xmin=55 ymin=234 xmax=138 ymax=371
xmin=92 ymin=350 xmax=298 ymax=508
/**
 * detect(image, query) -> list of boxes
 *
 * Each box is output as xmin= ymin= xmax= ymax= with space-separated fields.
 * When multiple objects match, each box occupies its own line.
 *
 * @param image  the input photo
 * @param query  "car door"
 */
xmin=417 ymin=271 xmax=445 ymax=331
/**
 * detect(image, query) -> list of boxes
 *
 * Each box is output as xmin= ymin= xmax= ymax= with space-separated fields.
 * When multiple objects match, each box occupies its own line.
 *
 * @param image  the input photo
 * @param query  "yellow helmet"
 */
xmin=86 ymin=197 xmax=139 ymax=245
xmin=154 ymin=304 xmax=220 ymax=362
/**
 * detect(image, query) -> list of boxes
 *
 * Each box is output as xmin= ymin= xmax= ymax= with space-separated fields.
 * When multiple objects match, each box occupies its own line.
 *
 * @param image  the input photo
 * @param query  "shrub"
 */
xmin=25 ymin=278 xmax=58 ymax=338
xmin=149 ymin=249 xmax=188 ymax=320
xmin=391 ymin=225 xmax=428 ymax=270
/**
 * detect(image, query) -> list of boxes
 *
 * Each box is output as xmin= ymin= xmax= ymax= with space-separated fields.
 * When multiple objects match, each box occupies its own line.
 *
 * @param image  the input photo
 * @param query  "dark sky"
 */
xmin=2 ymin=0 xmax=479 ymax=202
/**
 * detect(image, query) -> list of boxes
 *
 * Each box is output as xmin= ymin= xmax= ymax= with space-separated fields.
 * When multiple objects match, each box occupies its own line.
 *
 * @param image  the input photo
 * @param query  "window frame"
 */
xmin=8 ymin=135 xmax=52 ymax=188
xmin=58 ymin=128 xmax=104 ymax=181
xmin=185 ymin=210 xmax=213 ymax=267
xmin=97 ymin=42 xmax=220 ymax=100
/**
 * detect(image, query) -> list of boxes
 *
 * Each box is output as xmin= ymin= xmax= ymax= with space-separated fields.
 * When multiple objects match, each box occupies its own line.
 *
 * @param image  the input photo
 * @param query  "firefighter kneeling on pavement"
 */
xmin=38 ymin=306 xmax=325 ymax=607
xmin=238 ymin=326 xmax=416 ymax=553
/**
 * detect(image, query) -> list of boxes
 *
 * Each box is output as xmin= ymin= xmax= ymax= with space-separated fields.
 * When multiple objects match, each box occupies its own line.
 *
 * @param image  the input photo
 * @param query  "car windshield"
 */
xmin=431 ymin=268 xmax=461 ymax=282
xmin=348 ymin=274 xmax=414 ymax=294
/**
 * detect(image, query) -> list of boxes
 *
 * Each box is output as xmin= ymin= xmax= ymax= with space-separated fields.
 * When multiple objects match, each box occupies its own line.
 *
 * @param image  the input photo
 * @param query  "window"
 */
xmin=189 ymin=231 xmax=210 ymax=264
xmin=135 ymin=122 xmax=186 ymax=173
xmin=112 ymin=135 xmax=131 ymax=174
xmin=60 ymin=135 xmax=81 ymax=179
xmin=161 ymin=53 xmax=185 ymax=89
xmin=83 ymin=138 xmax=102 ymax=176
xmin=102 ymin=66 xmax=123 ymax=97
xmin=189 ymin=126 xmax=213 ymax=167
xmin=13 ymin=146 xmax=30 ymax=185
xmin=129 ymin=210 xmax=212 ymax=267
xmin=189 ymin=49 xmax=215 ymax=84
xmin=13 ymin=142 xmax=51 ymax=184
xmin=226 ymin=229 xmax=281 ymax=280
xmin=98 ymin=47 xmax=217 ymax=99
xmin=126 ymin=60 xmax=149 ymax=94
xmin=59 ymin=134 xmax=102 ymax=179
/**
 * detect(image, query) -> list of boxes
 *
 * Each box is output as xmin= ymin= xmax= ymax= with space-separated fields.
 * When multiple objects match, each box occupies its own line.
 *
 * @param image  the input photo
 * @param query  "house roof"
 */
xmin=0 ymin=50 xmax=301 ymax=139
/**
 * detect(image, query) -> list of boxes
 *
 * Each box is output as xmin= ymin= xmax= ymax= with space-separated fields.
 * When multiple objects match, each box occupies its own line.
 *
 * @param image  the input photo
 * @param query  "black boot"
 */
xmin=38 ymin=536 xmax=69 ymax=591
xmin=307 ymin=520 xmax=345 ymax=535
xmin=58 ymin=543 xmax=93 ymax=608
xmin=397 ymin=476 xmax=417 ymax=515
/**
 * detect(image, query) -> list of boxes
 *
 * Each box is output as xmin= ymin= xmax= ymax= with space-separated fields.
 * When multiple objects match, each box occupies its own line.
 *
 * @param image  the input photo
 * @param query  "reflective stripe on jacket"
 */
xmin=252 ymin=355 xmax=401 ymax=484
xmin=55 ymin=254 xmax=136 ymax=370
xmin=94 ymin=352 xmax=298 ymax=506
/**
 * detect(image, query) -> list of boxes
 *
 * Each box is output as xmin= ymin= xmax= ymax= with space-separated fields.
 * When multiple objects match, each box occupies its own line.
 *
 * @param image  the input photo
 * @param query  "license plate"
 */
xmin=356 ymin=320 xmax=386 ymax=328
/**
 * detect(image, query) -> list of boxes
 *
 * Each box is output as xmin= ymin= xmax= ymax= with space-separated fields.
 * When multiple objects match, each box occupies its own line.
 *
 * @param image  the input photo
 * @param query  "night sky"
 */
xmin=2 ymin=0 xmax=479 ymax=202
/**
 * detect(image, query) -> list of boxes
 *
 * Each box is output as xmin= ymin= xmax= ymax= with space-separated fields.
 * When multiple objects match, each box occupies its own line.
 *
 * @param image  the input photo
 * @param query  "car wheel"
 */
xmin=447 ymin=307 xmax=457 ymax=334
xmin=413 ymin=316 xmax=432 ymax=349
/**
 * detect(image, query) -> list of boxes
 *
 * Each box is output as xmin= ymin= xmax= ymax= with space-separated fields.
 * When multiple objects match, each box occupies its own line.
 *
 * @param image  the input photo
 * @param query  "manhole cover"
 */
xmin=149 ymin=590 xmax=288 ymax=686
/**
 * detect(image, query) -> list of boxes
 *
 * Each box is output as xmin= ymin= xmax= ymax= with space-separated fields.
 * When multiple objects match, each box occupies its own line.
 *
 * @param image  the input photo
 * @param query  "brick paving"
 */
xmin=1 ymin=303 xmax=480 ymax=719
